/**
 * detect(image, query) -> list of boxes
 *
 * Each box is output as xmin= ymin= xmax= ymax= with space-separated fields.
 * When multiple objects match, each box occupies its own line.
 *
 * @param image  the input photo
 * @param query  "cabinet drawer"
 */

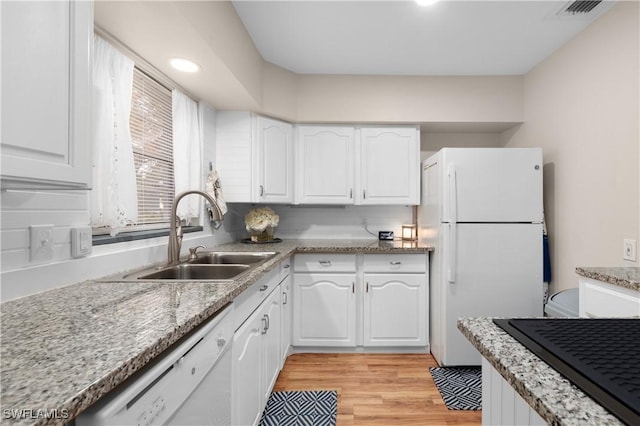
xmin=579 ymin=279 xmax=640 ymax=318
xmin=294 ymin=254 xmax=356 ymax=273
xmin=234 ymin=268 xmax=279 ymax=330
xmin=364 ymin=254 xmax=427 ymax=273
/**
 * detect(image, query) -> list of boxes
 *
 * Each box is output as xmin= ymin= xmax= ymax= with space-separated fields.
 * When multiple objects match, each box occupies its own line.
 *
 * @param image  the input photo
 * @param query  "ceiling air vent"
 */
xmin=558 ymin=0 xmax=603 ymax=16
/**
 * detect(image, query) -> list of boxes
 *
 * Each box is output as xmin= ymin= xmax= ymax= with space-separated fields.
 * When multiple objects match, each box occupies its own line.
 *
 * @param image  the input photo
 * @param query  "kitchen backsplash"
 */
xmin=230 ymin=204 xmax=413 ymax=241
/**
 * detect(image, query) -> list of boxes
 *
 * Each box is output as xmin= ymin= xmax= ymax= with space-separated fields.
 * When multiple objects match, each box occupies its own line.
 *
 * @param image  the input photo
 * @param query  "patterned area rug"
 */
xmin=429 ymin=367 xmax=482 ymax=410
xmin=259 ymin=390 xmax=338 ymax=426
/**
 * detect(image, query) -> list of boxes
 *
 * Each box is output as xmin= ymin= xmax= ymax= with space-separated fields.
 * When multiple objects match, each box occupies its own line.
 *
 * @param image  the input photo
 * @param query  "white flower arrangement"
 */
xmin=245 ymin=207 xmax=279 ymax=233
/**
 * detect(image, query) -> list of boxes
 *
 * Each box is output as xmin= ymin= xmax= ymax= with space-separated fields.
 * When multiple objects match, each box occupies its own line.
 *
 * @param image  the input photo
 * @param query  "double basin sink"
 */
xmin=105 ymin=251 xmax=277 ymax=282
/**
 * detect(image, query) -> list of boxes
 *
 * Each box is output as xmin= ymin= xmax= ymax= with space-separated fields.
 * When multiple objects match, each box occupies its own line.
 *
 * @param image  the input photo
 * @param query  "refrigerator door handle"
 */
xmin=447 ymin=164 xmax=457 ymax=223
xmin=448 ymin=222 xmax=457 ymax=283
xmin=447 ymin=164 xmax=457 ymax=283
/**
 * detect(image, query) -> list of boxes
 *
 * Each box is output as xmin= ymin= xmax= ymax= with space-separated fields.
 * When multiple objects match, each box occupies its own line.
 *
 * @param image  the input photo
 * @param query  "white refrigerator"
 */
xmin=418 ymin=148 xmax=544 ymax=366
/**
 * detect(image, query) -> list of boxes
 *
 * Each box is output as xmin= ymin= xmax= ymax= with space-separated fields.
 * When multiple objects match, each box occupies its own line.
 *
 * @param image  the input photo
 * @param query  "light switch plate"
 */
xmin=71 ymin=226 xmax=92 ymax=258
xmin=30 ymin=225 xmax=54 ymax=262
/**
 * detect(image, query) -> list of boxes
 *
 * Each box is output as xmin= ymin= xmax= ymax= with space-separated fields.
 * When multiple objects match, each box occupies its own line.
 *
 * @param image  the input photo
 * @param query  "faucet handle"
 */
xmin=188 ymin=245 xmax=206 ymax=261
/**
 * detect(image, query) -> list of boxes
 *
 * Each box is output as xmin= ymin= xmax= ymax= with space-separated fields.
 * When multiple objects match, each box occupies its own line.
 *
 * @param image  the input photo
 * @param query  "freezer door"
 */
xmin=441 ymin=148 xmax=543 ymax=223
xmin=435 ymin=223 xmax=543 ymax=366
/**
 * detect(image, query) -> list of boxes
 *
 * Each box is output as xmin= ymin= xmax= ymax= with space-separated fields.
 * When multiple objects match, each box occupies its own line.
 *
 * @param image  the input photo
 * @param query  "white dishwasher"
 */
xmin=77 ymin=304 xmax=233 ymax=426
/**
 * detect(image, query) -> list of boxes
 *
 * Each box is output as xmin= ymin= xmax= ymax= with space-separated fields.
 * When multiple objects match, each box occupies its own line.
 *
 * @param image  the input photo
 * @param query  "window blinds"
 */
xmin=129 ymin=68 xmax=175 ymax=225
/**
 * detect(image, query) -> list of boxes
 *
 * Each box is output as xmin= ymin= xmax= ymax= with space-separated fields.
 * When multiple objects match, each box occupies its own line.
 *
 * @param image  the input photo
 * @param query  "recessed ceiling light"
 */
xmin=416 ymin=0 xmax=440 ymax=6
xmin=170 ymin=58 xmax=201 ymax=73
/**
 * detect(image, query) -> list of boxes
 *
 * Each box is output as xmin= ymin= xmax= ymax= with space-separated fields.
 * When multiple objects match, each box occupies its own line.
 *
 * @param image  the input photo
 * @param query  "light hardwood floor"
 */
xmin=272 ymin=353 xmax=482 ymax=425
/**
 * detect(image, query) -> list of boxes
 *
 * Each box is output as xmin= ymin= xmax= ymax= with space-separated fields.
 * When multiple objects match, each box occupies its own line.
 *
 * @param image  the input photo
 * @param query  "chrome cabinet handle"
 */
xmin=390 ymin=261 xmax=402 ymax=266
xmin=260 ymin=284 xmax=269 ymax=292
xmin=319 ymin=260 xmax=332 ymax=267
xmin=350 ymin=188 xmax=353 ymax=199
xmin=363 ymin=189 xmax=366 ymax=199
xmin=259 ymin=185 xmax=264 ymax=196
xmin=366 ymin=282 xmax=369 ymax=292
xmin=283 ymin=264 xmax=290 ymax=269
xmin=261 ymin=315 xmax=268 ymax=334
xmin=352 ymin=282 xmax=355 ymax=293
xmin=283 ymin=291 xmax=288 ymax=305
xmin=265 ymin=314 xmax=270 ymax=331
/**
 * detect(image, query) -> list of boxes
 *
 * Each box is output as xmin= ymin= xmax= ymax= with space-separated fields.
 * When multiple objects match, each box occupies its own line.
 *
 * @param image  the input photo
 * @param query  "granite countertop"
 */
xmin=458 ymin=317 xmax=623 ymax=426
xmin=576 ymin=266 xmax=640 ymax=292
xmin=0 ymin=239 xmax=431 ymax=425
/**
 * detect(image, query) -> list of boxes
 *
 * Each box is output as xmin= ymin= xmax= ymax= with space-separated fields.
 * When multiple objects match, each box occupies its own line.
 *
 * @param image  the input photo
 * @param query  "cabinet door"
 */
xmin=358 ymin=127 xmax=419 ymax=205
xmin=262 ymin=286 xmax=282 ymax=401
xmin=215 ymin=111 xmax=253 ymax=202
xmin=293 ymin=273 xmax=356 ymax=346
xmin=363 ymin=274 xmax=427 ymax=346
xmin=232 ymin=310 xmax=264 ymax=426
xmin=296 ymin=126 xmax=355 ymax=204
xmin=280 ymin=274 xmax=292 ymax=368
xmin=1 ymin=0 xmax=91 ymax=189
xmin=256 ymin=116 xmax=293 ymax=203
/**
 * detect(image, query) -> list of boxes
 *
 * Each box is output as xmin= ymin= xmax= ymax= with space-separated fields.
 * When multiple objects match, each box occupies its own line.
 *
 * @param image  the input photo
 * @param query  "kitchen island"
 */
xmin=0 ymin=239 xmax=430 ymax=425
xmin=458 ymin=317 xmax=627 ymax=426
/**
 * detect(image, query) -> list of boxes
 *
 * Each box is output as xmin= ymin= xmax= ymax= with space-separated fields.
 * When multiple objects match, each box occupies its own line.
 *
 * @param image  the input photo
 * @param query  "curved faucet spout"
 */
xmin=167 ymin=190 xmax=223 ymax=265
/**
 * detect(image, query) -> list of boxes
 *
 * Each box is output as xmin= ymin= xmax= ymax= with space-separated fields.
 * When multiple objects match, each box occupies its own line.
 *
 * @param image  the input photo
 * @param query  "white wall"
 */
xmin=421 ymin=132 xmax=505 ymax=161
xmin=294 ymin=75 xmax=523 ymax=124
xmin=0 ymin=104 xmax=239 ymax=302
xmin=504 ymin=1 xmax=639 ymax=293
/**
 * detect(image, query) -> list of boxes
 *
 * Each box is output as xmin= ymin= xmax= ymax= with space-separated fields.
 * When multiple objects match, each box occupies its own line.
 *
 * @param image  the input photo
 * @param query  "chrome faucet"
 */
xmin=167 ymin=190 xmax=223 ymax=266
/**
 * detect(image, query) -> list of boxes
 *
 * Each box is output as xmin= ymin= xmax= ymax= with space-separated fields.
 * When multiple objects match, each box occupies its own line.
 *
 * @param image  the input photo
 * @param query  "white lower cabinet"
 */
xmin=293 ymin=273 xmax=357 ymax=346
xmin=292 ymin=253 xmax=428 ymax=349
xmin=482 ymin=358 xmax=546 ymax=426
xmin=363 ymin=274 xmax=427 ymax=346
xmin=232 ymin=274 xmax=281 ymax=426
xmin=280 ymin=273 xmax=292 ymax=368
xmin=579 ymin=278 xmax=640 ymax=318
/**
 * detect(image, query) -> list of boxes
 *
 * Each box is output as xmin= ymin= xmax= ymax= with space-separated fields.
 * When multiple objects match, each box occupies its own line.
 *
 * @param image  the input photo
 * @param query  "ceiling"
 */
xmin=233 ymin=0 xmax=614 ymax=76
xmin=94 ymin=0 xmax=616 ymax=123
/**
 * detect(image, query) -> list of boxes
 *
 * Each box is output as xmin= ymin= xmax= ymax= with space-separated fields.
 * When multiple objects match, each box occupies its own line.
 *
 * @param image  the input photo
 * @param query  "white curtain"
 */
xmin=90 ymin=36 xmax=138 ymax=235
xmin=172 ymin=89 xmax=202 ymax=222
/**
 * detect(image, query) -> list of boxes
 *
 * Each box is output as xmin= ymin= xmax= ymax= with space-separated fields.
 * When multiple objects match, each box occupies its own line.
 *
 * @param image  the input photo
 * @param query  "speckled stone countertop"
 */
xmin=458 ymin=317 xmax=623 ymax=426
xmin=576 ymin=266 xmax=640 ymax=292
xmin=0 ymin=239 xmax=430 ymax=425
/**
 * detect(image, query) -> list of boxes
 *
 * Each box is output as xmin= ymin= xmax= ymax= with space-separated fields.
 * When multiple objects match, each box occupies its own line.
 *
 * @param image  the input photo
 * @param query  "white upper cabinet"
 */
xmin=256 ymin=116 xmax=294 ymax=203
xmin=357 ymin=127 xmax=420 ymax=205
xmin=216 ymin=111 xmax=293 ymax=203
xmin=295 ymin=125 xmax=420 ymax=205
xmin=295 ymin=126 xmax=355 ymax=204
xmin=1 ymin=0 xmax=92 ymax=189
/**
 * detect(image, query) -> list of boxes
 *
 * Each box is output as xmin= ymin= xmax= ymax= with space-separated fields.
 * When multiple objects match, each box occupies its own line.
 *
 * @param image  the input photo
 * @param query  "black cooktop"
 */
xmin=493 ymin=318 xmax=640 ymax=425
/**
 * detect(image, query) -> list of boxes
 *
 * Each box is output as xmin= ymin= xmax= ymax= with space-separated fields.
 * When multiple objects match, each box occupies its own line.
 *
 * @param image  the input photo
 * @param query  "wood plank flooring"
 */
xmin=272 ymin=353 xmax=482 ymax=425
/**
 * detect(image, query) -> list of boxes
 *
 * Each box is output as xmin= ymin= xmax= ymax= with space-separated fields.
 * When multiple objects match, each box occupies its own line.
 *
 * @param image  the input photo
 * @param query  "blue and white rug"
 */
xmin=259 ymin=390 xmax=338 ymax=426
xmin=429 ymin=367 xmax=482 ymax=410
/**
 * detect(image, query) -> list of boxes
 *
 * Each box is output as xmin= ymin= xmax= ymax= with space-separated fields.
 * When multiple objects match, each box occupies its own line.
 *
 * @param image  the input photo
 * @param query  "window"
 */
xmin=130 ymin=67 xmax=175 ymax=226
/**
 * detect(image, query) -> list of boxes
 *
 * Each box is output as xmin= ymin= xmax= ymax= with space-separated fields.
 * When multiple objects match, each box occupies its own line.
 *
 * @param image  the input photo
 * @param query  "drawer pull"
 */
xmin=319 ymin=260 xmax=332 ymax=267
xmin=260 ymin=285 xmax=269 ymax=292
xmin=283 ymin=264 xmax=290 ymax=269
xmin=366 ymin=282 xmax=369 ymax=292
xmin=283 ymin=291 xmax=288 ymax=305
xmin=352 ymin=282 xmax=355 ymax=293
xmin=390 ymin=261 xmax=402 ymax=266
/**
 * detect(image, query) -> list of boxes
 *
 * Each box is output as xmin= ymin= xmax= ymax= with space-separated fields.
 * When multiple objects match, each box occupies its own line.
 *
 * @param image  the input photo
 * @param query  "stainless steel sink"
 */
xmin=135 ymin=264 xmax=251 ymax=281
xmin=188 ymin=251 xmax=277 ymax=265
xmin=98 ymin=251 xmax=278 ymax=282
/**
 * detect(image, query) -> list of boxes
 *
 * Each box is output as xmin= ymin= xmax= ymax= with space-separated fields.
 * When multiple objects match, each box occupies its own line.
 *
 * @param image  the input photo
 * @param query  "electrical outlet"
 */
xmin=30 ymin=225 xmax=54 ymax=262
xmin=623 ymin=239 xmax=637 ymax=261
